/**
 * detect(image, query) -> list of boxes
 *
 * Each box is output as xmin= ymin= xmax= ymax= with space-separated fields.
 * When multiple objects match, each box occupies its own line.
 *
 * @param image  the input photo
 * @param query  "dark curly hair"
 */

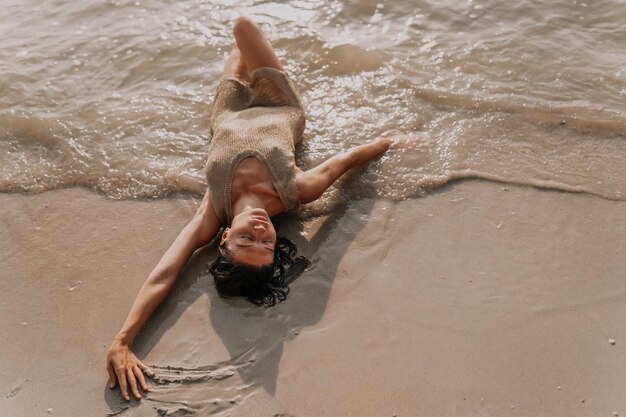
xmin=209 ymin=236 xmax=310 ymax=307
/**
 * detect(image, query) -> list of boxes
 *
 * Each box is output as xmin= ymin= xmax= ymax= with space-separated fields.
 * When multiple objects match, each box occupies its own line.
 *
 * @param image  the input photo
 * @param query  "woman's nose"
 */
xmin=253 ymin=224 xmax=266 ymax=231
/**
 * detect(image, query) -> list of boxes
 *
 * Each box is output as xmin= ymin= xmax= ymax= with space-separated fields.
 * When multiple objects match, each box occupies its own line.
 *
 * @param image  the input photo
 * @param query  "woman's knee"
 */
xmin=233 ymin=16 xmax=262 ymax=40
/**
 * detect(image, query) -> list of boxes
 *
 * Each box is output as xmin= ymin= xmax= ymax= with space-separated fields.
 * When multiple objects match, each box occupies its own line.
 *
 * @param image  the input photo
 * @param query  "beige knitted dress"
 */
xmin=206 ymin=67 xmax=306 ymax=225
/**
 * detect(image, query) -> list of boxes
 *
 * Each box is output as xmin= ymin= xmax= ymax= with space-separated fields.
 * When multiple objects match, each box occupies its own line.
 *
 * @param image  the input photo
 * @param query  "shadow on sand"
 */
xmin=104 ymin=197 xmax=376 ymax=416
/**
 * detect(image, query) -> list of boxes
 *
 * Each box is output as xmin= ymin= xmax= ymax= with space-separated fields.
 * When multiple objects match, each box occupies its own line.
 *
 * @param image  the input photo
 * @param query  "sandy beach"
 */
xmin=2 ymin=181 xmax=625 ymax=416
xmin=2 ymin=0 xmax=625 ymax=415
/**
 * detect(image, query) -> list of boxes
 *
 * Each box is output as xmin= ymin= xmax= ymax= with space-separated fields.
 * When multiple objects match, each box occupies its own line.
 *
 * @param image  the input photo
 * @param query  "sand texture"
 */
xmin=1 ymin=182 xmax=626 ymax=416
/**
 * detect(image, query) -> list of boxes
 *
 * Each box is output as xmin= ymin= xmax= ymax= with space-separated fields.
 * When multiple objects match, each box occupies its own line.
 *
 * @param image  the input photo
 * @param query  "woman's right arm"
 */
xmin=106 ymin=187 xmax=219 ymax=401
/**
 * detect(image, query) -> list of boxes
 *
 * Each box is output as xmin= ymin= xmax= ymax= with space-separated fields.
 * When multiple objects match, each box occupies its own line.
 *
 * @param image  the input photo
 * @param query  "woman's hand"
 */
xmin=367 ymin=135 xmax=394 ymax=154
xmin=106 ymin=339 xmax=154 ymax=401
xmin=349 ymin=134 xmax=395 ymax=166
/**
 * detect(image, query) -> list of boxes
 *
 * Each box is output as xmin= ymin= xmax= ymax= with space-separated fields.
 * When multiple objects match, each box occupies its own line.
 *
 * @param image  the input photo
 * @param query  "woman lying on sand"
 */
xmin=107 ymin=16 xmax=394 ymax=401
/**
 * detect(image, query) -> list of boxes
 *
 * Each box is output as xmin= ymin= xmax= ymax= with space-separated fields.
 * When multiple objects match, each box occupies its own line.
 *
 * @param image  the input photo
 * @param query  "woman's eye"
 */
xmin=241 ymin=235 xmax=253 ymax=240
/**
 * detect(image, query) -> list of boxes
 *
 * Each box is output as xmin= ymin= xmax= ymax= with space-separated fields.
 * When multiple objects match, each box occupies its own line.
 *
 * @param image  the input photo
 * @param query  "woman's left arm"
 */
xmin=296 ymin=136 xmax=394 ymax=204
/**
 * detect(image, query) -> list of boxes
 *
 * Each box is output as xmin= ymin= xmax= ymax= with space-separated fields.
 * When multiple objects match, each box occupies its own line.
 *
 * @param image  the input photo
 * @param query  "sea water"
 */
xmin=1 ymin=0 xmax=624 ymax=204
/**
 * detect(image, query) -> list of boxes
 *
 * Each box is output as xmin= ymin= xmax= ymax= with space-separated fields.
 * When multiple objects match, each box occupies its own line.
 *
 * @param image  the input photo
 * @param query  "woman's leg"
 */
xmin=232 ymin=16 xmax=284 ymax=72
xmin=222 ymin=45 xmax=250 ymax=82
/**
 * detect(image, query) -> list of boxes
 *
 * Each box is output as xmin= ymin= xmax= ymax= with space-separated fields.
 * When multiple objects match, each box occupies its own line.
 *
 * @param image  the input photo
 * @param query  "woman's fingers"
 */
xmin=107 ymin=362 xmax=117 ymax=389
xmin=126 ymin=367 xmax=141 ymax=400
xmin=377 ymin=136 xmax=393 ymax=149
xmin=136 ymin=359 xmax=155 ymax=379
xmin=133 ymin=365 xmax=149 ymax=392
xmin=107 ymin=345 xmax=151 ymax=400
xmin=117 ymin=368 xmax=130 ymax=401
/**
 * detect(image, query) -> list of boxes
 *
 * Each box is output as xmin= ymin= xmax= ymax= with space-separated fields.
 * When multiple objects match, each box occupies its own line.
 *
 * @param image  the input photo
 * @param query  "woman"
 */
xmin=106 ymin=16 xmax=393 ymax=401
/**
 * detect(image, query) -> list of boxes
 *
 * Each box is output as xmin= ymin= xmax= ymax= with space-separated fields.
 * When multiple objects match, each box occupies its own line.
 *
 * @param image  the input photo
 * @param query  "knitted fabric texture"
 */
xmin=206 ymin=67 xmax=306 ymax=224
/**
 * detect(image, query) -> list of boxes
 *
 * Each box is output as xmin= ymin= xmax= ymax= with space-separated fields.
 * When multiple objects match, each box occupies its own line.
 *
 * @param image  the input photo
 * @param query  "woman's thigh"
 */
xmin=222 ymin=46 xmax=249 ymax=81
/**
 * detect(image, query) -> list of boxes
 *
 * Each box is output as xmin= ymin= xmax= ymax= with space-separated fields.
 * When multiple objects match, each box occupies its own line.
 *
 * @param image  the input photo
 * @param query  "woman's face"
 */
xmin=221 ymin=208 xmax=276 ymax=266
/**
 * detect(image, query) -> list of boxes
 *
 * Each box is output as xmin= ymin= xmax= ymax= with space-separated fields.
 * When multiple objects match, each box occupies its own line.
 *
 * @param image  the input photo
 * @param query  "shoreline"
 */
xmin=1 ymin=181 xmax=625 ymax=416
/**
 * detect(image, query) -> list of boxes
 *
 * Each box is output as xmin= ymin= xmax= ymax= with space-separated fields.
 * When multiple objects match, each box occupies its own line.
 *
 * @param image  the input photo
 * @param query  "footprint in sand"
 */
xmin=5 ymin=379 xmax=28 ymax=399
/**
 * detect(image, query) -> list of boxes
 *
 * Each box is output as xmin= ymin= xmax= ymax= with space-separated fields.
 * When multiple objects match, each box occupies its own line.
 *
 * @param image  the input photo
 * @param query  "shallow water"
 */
xmin=1 ymin=0 xmax=625 ymax=204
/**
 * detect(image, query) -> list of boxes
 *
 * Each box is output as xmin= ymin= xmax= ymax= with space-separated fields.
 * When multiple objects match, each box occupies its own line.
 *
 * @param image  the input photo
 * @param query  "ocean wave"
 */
xmin=1 ymin=0 xmax=625 ymax=205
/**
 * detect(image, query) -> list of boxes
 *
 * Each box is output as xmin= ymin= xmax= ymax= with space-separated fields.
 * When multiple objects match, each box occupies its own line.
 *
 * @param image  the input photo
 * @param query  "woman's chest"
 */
xmin=231 ymin=157 xmax=279 ymax=198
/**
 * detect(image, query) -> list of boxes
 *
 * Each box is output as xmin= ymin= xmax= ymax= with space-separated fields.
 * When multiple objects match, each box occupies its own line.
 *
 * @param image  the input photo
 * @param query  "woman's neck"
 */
xmin=232 ymin=193 xmax=269 ymax=217
xmin=233 ymin=191 xmax=287 ymax=218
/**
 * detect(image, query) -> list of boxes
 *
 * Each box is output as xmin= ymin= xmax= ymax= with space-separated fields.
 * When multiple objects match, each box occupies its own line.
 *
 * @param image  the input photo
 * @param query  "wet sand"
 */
xmin=1 ymin=182 xmax=626 ymax=416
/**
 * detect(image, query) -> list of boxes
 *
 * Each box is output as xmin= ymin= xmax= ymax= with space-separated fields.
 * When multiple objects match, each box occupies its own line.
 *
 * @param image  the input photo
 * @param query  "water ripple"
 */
xmin=1 ymin=0 xmax=625 ymax=204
